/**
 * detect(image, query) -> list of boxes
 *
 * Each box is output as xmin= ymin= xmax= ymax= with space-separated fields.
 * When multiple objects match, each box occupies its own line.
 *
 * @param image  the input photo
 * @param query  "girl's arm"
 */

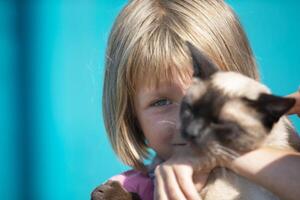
xmin=227 ymin=147 xmax=300 ymax=200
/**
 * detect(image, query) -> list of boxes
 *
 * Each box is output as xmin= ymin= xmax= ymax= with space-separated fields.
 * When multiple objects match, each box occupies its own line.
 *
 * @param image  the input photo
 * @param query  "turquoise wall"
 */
xmin=0 ymin=1 xmax=299 ymax=199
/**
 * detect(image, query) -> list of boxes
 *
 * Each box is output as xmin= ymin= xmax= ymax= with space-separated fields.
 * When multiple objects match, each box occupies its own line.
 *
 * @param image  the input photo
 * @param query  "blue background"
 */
xmin=0 ymin=1 xmax=299 ymax=199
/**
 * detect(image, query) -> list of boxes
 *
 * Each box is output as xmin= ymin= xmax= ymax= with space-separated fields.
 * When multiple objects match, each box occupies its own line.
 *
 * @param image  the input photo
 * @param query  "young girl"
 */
xmin=100 ymin=0 xmax=300 ymax=199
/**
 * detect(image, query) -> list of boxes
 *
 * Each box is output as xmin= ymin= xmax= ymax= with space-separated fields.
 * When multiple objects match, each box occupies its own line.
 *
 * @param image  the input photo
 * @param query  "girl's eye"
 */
xmin=151 ymin=99 xmax=172 ymax=107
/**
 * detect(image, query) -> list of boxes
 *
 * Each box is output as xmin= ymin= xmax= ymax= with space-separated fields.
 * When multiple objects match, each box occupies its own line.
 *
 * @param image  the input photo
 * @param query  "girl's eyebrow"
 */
xmin=139 ymin=89 xmax=165 ymax=102
xmin=140 ymin=84 xmax=185 ymax=104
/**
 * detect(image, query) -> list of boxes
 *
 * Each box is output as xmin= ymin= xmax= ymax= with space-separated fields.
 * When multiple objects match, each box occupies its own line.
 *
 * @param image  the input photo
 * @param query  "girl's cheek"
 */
xmin=147 ymin=122 xmax=173 ymax=142
xmin=142 ymin=105 xmax=180 ymax=142
xmin=155 ymin=120 xmax=178 ymax=142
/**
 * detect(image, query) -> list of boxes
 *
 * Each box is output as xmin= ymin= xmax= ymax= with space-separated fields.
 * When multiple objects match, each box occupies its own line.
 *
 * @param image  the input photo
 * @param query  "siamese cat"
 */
xmin=179 ymin=42 xmax=299 ymax=200
xmin=91 ymin=42 xmax=299 ymax=200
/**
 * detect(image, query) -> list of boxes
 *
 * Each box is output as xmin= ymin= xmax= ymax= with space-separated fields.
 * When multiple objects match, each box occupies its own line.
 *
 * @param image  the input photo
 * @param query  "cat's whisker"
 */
xmin=157 ymin=120 xmax=176 ymax=126
xmin=221 ymin=166 xmax=227 ymax=179
xmin=212 ymin=144 xmax=240 ymax=160
xmin=217 ymin=147 xmax=238 ymax=157
xmin=220 ymin=147 xmax=240 ymax=159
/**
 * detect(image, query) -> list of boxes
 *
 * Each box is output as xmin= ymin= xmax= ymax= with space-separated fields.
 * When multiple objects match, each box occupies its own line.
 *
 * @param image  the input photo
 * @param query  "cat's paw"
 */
xmin=91 ymin=180 xmax=132 ymax=200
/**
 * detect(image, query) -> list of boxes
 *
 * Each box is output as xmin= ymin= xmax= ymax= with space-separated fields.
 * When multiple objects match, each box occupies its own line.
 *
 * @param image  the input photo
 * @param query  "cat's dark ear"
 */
xmin=185 ymin=41 xmax=218 ymax=79
xmin=243 ymin=93 xmax=296 ymax=128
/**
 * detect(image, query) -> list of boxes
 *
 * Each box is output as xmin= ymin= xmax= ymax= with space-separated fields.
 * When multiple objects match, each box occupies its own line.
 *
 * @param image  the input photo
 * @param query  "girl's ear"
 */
xmin=243 ymin=93 xmax=296 ymax=128
xmin=185 ymin=41 xmax=218 ymax=79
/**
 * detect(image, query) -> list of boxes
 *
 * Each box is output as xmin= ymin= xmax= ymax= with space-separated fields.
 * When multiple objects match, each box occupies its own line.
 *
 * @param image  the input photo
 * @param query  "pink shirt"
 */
xmin=110 ymin=170 xmax=154 ymax=200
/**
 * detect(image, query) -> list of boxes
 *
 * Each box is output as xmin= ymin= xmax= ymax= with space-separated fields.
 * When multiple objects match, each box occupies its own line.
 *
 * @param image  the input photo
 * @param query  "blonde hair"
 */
xmin=103 ymin=0 xmax=259 ymax=170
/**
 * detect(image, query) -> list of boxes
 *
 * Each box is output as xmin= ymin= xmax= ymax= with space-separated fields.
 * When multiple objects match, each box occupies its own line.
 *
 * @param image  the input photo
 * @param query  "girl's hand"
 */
xmin=154 ymin=145 xmax=216 ymax=200
xmin=287 ymin=89 xmax=300 ymax=117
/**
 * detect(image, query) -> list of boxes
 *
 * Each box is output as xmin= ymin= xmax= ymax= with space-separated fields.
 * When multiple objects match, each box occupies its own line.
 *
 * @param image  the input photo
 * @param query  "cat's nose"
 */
xmin=192 ymin=119 xmax=205 ymax=134
xmin=184 ymin=119 xmax=206 ymax=138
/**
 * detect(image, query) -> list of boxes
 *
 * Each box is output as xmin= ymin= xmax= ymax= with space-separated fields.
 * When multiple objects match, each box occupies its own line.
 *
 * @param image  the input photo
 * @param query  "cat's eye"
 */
xmin=151 ymin=99 xmax=172 ymax=107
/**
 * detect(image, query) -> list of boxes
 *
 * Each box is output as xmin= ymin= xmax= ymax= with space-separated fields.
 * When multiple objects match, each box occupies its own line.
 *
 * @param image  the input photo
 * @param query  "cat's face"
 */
xmin=180 ymin=42 xmax=295 ymax=156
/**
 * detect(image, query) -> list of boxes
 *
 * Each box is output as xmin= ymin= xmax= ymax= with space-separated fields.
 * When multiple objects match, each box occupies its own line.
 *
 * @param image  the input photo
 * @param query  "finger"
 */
xmin=286 ymin=92 xmax=300 ymax=115
xmin=193 ymin=172 xmax=210 ymax=192
xmin=155 ymin=165 xmax=187 ymax=200
xmin=174 ymin=165 xmax=201 ymax=200
xmin=154 ymin=168 xmax=168 ymax=200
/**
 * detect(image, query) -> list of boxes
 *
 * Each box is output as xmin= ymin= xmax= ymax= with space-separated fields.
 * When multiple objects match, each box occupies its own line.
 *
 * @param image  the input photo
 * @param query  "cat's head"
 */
xmin=180 ymin=42 xmax=295 ymax=154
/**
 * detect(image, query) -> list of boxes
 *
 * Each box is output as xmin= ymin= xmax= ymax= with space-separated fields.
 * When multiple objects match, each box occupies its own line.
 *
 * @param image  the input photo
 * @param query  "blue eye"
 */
xmin=152 ymin=99 xmax=172 ymax=107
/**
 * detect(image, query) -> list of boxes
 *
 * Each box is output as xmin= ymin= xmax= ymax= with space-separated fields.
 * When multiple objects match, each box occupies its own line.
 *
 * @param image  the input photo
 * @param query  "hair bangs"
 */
xmin=125 ymin=26 xmax=193 ymax=95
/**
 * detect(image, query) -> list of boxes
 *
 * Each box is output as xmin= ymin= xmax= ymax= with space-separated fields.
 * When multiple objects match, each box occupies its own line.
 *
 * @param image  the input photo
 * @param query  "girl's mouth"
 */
xmin=172 ymin=143 xmax=188 ymax=146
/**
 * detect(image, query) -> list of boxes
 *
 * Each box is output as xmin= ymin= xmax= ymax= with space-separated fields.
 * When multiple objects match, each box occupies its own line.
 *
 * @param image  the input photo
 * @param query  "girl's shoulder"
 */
xmin=110 ymin=170 xmax=154 ymax=200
